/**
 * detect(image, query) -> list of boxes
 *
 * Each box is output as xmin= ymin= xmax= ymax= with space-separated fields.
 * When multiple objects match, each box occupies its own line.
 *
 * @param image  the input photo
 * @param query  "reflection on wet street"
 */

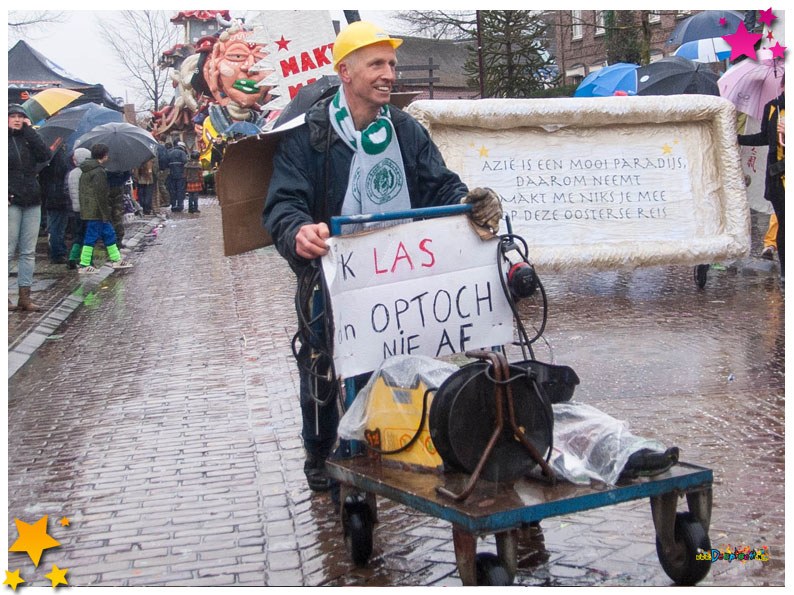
xmin=7 ymin=202 xmax=784 ymax=586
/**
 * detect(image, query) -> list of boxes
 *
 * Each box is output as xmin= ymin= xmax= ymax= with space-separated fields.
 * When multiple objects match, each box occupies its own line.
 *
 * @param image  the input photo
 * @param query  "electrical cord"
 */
xmin=291 ymin=262 xmax=339 ymax=407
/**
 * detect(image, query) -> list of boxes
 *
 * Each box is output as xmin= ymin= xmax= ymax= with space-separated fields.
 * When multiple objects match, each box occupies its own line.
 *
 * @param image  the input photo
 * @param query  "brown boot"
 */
xmin=9 ymin=298 xmax=17 ymax=311
xmin=17 ymin=287 xmax=42 ymax=312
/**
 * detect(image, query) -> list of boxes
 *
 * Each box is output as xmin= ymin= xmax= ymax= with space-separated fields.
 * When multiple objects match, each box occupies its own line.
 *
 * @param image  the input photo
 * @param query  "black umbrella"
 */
xmin=636 ymin=56 xmax=719 ymax=96
xmin=666 ymin=10 xmax=744 ymax=46
xmin=272 ymin=75 xmax=340 ymax=129
xmin=37 ymin=103 xmax=123 ymax=153
xmin=73 ymin=122 xmax=158 ymax=172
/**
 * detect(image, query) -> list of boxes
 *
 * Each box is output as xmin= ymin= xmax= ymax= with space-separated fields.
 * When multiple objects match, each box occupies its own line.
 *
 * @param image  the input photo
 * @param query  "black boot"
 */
xmin=620 ymin=447 xmax=679 ymax=480
xmin=304 ymin=452 xmax=331 ymax=492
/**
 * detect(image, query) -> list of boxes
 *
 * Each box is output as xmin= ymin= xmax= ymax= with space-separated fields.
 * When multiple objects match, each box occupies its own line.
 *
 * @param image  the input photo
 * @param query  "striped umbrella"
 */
xmin=673 ymin=37 xmax=732 ymax=63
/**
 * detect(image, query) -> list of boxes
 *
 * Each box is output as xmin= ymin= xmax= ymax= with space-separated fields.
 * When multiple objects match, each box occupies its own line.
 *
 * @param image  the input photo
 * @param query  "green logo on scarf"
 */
xmin=365 ymin=158 xmax=404 ymax=205
xmin=361 ymin=120 xmax=392 ymax=155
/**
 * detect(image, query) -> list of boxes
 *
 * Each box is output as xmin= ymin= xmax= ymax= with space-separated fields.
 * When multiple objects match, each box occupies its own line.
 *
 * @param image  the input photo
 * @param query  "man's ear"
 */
xmin=338 ymin=62 xmax=352 ymax=85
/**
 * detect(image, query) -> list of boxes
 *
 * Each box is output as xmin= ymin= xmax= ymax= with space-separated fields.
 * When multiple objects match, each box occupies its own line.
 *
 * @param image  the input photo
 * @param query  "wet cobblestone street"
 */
xmin=6 ymin=198 xmax=784 ymax=587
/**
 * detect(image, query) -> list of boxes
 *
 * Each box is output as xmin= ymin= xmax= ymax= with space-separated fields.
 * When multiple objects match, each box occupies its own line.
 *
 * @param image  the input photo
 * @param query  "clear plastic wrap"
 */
xmin=549 ymin=402 xmax=667 ymax=486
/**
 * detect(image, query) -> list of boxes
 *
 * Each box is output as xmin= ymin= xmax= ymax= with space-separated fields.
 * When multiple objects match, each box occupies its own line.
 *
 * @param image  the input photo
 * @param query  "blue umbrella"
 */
xmin=36 ymin=102 xmax=124 ymax=153
xmin=673 ymin=37 xmax=732 ymax=63
xmin=666 ymin=10 xmax=744 ymax=46
xmin=574 ymin=63 xmax=638 ymax=97
xmin=223 ymin=121 xmax=262 ymax=138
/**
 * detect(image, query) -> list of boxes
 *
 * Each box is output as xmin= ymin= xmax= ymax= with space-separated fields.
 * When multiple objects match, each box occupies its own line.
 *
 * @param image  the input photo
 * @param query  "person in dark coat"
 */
xmin=8 ymin=103 xmax=50 ymax=311
xmin=156 ymin=141 xmax=170 ymax=210
xmin=38 ymin=143 xmax=72 ymax=263
xmin=739 ymin=90 xmax=785 ymax=280
xmin=106 ymin=170 xmax=130 ymax=247
xmin=167 ymin=142 xmax=188 ymax=212
xmin=262 ymin=22 xmax=502 ymax=492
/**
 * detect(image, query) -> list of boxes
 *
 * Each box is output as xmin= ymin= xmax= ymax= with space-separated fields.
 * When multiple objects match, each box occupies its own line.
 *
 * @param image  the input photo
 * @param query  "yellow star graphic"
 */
xmin=58 ymin=517 xmax=70 ymax=527
xmin=478 ymin=145 xmax=490 ymax=158
xmin=3 ymin=569 xmax=25 ymax=591
xmin=661 ymin=143 xmax=673 ymax=155
xmin=469 ymin=142 xmax=475 ymax=147
xmin=8 ymin=516 xmax=61 ymax=567
xmin=44 ymin=564 xmax=68 ymax=588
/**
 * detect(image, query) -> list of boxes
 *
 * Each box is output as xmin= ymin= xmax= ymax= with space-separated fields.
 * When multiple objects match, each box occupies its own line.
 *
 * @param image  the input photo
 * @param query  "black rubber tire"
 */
xmin=656 ymin=511 xmax=711 ymax=585
xmin=694 ymin=265 xmax=708 ymax=289
xmin=475 ymin=553 xmax=513 ymax=586
xmin=345 ymin=510 xmax=373 ymax=567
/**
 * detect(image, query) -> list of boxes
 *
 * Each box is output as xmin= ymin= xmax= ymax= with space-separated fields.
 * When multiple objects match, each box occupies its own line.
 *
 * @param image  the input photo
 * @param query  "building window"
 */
xmin=567 ymin=64 xmax=585 ymax=85
xmin=648 ymin=11 xmax=661 ymax=24
xmin=676 ymin=10 xmax=692 ymax=19
xmin=572 ymin=10 xmax=583 ymax=40
xmin=595 ymin=11 xmax=605 ymax=36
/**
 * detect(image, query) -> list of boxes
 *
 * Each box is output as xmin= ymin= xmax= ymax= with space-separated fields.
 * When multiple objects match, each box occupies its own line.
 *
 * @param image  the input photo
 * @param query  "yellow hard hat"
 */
xmin=332 ymin=21 xmax=402 ymax=71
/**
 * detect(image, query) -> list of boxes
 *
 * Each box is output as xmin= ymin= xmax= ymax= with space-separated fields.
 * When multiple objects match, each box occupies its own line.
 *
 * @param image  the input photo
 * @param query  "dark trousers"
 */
xmin=46 ymin=209 xmax=69 ymax=261
xmin=138 ymin=184 xmax=154 ymax=214
xmin=167 ymin=176 xmax=186 ymax=211
xmin=770 ymin=196 xmax=784 ymax=275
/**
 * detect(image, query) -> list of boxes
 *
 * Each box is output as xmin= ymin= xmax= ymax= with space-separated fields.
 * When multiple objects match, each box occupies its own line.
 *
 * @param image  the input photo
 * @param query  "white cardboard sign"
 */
xmin=321 ymin=215 xmax=514 ymax=378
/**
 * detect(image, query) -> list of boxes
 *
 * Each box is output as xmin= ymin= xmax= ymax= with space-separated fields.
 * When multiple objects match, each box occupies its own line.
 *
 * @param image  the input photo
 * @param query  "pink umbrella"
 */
xmin=718 ymin=49 xmax=784 ymax=120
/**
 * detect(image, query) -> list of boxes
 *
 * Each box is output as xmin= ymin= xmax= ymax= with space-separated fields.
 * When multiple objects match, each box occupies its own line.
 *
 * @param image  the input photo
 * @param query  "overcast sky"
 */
xmin=7 ymin=8 xmax=408 ymax=108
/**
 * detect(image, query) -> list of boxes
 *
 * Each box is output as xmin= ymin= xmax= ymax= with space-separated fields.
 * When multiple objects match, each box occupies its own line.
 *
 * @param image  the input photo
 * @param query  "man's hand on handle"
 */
xmin=295 ymin=222 xmax=331 ymax=259
xmin=462 ymin=187 xmax=503 ymax=240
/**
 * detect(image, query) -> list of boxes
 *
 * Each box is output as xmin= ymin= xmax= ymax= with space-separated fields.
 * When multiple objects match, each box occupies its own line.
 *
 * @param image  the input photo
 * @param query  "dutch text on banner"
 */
xmin=321 ymin=215 xmax=515 ymax=378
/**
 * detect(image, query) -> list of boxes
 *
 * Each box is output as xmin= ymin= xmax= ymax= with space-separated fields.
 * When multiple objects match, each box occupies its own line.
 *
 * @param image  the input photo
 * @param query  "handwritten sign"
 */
xmin=247 ymin=11 xmax=337 ymax=111
xmin=322 ymin=215 xmax=514 ymax=378
xmin=407 ymin=96 xmax=750 ymax=270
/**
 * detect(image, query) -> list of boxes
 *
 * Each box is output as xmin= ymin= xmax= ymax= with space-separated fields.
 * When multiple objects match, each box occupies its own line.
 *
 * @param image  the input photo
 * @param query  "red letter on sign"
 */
xmin=281 ymin=56 xmax=299 ymax=77
xmin=301 ymin=51 xmax=317 ymax=72
xmin=391 ymin=242 xmax=414 ymax=272
xmin=374 ymin=248 xmax=387 ymax=274
xmin=313 ymin=45 xmax=332 ymax=67
xmin=419 ymin=238 xmax=435 ymax=268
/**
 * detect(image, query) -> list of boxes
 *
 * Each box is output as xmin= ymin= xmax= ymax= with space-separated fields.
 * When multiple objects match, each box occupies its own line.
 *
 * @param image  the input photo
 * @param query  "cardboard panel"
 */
xmin=217 ymin=134 xmax=276 ymax=256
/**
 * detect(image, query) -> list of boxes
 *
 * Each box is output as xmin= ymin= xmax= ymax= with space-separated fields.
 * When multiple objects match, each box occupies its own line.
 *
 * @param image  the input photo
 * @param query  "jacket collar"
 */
xmin=305 ymin=95 xmax=405 ymax=152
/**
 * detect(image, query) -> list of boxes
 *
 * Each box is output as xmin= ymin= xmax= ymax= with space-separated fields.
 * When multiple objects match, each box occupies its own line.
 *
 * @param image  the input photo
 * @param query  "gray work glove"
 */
xmin=461 ymin=187 xmax=503 ymax=240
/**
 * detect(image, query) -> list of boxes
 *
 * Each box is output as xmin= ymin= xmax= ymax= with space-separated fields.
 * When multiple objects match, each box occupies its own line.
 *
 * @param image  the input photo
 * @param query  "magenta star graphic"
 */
xmin=757 ymin=8 xmax=777 ymax=28
xmin=719 ymin=17 xmax=727 ymax=26
xmin=275 ymin=35 xmax=290 ymax=51
xmin=723 ymin=21 xmax=763 ymax=61
xmin=769 ymin=42 xmax=786 ymax=59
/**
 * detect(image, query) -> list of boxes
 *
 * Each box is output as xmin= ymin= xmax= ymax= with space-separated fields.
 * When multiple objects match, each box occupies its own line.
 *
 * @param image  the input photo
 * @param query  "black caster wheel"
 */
xmin=343 ymin=495 xmax=373 ymax=567
xmin=656 ymin=511 xmax=711 ymax=585
xmin=694 ymin=264 xmax=708 ymax=289
xmin=475 ymin=553 xmax=513 ymax=586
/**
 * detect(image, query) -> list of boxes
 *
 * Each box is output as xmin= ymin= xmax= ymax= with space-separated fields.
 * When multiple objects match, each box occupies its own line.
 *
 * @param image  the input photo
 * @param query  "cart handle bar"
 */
xmin=330 ymin=204 xmax=472 ymax=237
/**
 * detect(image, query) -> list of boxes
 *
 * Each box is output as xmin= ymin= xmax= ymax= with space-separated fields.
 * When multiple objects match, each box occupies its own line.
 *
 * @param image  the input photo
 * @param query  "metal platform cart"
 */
xmin=321 ymin=206 xmax=714 ymax=586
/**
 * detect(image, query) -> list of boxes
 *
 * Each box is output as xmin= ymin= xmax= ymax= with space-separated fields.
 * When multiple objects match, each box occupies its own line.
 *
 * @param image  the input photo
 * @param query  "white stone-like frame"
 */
xmin=407 ymin=96 xmax=750 ymax=271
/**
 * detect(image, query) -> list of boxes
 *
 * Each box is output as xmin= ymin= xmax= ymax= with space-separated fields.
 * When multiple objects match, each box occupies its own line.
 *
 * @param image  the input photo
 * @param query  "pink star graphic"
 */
xmin=766 ymin=30 xmax=775 ymax=42
xmin=757 ymin=8 xmax=777 ymax=28
xmin=769 ymin=42 xmax=786 ymax=59
xmin=723 ymin=21 xmax=763 ymax=61
xmin=719 ymin=17 xmax=727 ymax=26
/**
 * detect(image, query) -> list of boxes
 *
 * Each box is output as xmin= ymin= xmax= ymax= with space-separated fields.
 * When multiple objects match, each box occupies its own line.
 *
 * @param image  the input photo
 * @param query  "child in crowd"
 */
xmin=66 ymin=147 xmax=91 ymax=269
xmin=77 ymin=143 xmax=133 ymax=273
xmin=185 ymin=151 xmax=203 ymax=214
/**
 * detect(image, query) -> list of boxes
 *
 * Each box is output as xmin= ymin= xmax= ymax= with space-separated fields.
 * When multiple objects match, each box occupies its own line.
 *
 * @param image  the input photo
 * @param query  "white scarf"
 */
xmin=329 ymin=87 xmax=411 ymax=231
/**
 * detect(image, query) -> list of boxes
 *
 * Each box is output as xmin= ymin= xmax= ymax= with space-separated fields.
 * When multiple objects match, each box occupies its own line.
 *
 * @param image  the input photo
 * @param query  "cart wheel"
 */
xmin=656 ymin=512 xmax=711 ymax=585
xmin=694 ymin=265 xmax=708 ymax=289
xmin=343 ymin=496 xmax=373 ymax=567
xmin=475 ymin=553 xmax=513 ymax=586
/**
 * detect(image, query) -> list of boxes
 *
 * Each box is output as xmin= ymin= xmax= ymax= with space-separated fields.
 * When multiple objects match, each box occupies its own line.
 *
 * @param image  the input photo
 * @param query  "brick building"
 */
xmin=548 ymin=10 xmax=703 ymax=86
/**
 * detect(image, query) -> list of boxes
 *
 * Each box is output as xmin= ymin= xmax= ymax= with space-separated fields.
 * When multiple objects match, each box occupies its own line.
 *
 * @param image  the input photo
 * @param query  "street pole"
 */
xmin=343 ymin=10 xmax=361 ymax=24
xmin=476 ymin=10 xmax=485 ymax=98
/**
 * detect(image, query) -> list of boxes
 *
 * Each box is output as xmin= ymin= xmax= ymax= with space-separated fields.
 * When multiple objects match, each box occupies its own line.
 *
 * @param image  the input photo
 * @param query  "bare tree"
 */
xmin=395 ymin=10 xmax=476 ymax=40
xmin=8 ymin=10 xmax=67 ymax=42
xmin=97 ymin=10 xmax=179 ymax=111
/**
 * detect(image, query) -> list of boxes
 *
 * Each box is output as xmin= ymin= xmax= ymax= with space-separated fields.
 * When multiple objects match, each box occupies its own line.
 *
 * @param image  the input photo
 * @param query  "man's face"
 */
xmin=8 ymin=113 xmax=26 ymax=130
xmin=342 ymin=42 xmax=397 ymax=112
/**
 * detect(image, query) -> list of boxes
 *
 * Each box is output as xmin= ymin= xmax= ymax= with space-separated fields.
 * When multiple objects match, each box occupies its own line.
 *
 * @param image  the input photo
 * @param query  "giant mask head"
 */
xmin=204 ymin=28 xmax=270 ymax=112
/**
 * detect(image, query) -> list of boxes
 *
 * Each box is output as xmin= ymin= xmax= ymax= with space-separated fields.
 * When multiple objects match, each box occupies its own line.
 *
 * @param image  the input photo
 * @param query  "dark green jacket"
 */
xmin=262 ymin=96 xmax=468 ymax=273
xmin=79 ymin=158 xmax=111 ymax=221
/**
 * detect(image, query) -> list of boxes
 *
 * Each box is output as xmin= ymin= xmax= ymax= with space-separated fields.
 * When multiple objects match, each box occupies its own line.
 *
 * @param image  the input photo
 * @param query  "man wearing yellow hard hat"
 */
xmin=262 ymin=21 xmax=503 ymax=492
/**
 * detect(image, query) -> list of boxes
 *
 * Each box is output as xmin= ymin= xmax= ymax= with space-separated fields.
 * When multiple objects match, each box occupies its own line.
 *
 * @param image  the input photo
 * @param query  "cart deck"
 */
xmin=327 ymin=457 xmax=714 ymax=585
